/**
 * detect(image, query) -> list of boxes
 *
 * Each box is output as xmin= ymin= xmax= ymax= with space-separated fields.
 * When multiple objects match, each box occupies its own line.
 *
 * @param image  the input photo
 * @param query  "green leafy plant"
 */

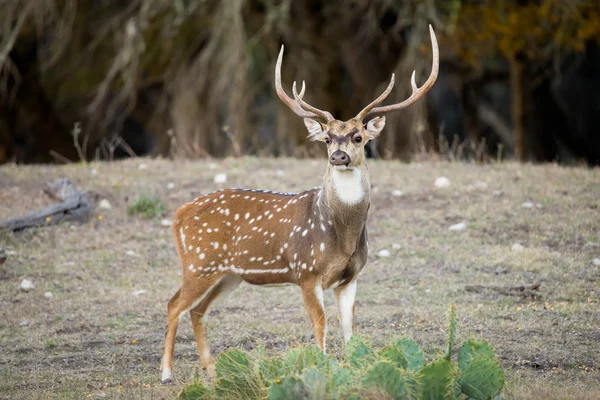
xmin=179 ymin=306 xmax=504 ymax=400
xmin=127 ymin=195 xmax=167 ymax=218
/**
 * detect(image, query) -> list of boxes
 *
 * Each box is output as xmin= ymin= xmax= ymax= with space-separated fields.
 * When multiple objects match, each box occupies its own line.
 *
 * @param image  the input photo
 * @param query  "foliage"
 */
xmin=127 ymin=195 xmax=167 ymax=218
xmin=451 ymin=0 xmax=600 ymax=65
xmin=179 ymin=306 xmax=505 ymax=400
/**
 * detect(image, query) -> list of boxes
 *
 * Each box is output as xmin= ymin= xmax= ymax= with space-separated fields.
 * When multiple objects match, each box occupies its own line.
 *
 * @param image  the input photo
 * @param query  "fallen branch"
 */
xmin=0 ymin=178 xmax=90 ymax=232
xmin=465 ymin=282 xmax=541 ymax=298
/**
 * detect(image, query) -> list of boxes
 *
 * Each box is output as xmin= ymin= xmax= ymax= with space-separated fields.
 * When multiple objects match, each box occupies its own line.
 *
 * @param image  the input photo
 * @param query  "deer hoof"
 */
xmin=161 ymin=367 xmax=173 ymax=384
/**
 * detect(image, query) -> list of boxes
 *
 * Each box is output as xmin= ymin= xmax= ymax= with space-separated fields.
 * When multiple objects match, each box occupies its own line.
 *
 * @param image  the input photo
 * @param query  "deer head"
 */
xmin=275 ymin=25 xmax=439 ymax=170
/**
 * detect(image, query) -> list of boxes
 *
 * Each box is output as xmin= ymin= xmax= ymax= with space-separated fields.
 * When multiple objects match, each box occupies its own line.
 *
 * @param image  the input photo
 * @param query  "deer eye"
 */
xmin=352 ymin=135 xmax=362 ymax=143
xmin=325 ymin=137 xmax=331 ymax=145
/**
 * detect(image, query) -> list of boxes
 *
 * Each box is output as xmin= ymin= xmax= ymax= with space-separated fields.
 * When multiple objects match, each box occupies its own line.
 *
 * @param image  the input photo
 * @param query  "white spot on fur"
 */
xmin=179 ymin=228 xmax=187 ymax=253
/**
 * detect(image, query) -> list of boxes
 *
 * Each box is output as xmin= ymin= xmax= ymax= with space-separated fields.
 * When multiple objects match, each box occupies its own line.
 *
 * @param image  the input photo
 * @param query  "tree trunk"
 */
xmin=510 ymin=57 xmax=526 ymax=161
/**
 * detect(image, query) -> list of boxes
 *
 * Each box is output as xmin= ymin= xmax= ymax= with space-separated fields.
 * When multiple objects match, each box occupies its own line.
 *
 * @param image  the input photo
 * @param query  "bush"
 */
xmin=179 ymin=306 xmax=504 ymax=400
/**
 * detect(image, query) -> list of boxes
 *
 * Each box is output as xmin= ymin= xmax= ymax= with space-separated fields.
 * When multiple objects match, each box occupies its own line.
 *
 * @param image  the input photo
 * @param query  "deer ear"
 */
xmin=365 ymin=116 xmax=386 ymax=140
xmin=304 ymin=118 xmax=326 ymax=141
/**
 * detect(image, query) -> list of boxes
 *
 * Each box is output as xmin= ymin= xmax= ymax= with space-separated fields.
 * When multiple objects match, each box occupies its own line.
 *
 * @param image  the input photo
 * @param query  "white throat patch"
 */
xmin=331 ymin=168 xmax=365 ymax=205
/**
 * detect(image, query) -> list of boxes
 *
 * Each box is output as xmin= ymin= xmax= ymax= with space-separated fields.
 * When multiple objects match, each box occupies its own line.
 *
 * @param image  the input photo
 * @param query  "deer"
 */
xmin=160 ymin=25 xmax=439 ymax=384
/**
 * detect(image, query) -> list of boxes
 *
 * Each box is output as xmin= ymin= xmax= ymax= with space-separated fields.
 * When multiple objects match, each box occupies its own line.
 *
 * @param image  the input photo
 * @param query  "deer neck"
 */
xmin=317 ymin=163 xmax=371 ymax=256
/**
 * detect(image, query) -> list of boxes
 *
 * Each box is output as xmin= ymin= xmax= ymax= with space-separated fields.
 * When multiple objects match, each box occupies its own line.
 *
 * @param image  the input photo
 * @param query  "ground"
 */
xmin=0 ymin=157 xmax=599 ymax=399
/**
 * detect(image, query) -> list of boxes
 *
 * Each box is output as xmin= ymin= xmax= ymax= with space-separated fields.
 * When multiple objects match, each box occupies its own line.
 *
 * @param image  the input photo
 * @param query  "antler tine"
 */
xmin=293 ymin=81 xmax=334 ymax=121
xmin=275 ymin=46 xmax=333 ymax=120
xmin=359 ymin=25 xmax=440 ymax=120
xmin=354 ymin=74 xmax=396 ymax=121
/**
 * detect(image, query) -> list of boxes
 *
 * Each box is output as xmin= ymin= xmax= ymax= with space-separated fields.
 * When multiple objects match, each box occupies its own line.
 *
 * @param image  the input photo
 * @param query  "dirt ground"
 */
xmin=0 ymin=157 xmax=599 ymax=399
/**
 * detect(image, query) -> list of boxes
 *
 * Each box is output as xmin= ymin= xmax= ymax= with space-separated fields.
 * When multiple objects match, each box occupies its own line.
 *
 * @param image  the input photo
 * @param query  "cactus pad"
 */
xmin=417 ymin=358 xmax=456 ymax=400
xmin=346 ymin=335 xmax=376 ymax=368
xmin=459 ymin=356 xmax=504 ymax=400
xmin=362 ymin=361 xmax=411 ymax=400
xmin=458 ymin=340 xmax=496 ymax=371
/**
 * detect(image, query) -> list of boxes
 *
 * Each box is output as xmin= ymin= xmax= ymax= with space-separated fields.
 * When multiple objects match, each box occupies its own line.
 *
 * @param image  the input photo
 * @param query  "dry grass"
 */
xmin=0 ymin=157 xmax=599 ymax=399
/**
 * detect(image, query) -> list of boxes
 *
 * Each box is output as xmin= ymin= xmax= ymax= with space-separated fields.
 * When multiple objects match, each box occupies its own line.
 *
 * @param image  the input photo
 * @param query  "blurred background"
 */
xmin=0 ymin=0 xmax=599 ymax=165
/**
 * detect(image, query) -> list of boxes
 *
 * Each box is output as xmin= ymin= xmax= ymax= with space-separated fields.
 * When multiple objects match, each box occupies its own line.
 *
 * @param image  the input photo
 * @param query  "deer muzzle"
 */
xmin=330 ymin=150 xmax=351 ymax=167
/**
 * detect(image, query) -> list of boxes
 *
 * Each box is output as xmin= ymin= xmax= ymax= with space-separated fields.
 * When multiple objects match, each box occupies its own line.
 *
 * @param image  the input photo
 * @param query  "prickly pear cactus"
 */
xmin=458 ymin=356 xmax=505 ymax=400
xmin=361 ymin=361 xmax=413 ymax=400
xmin=417 ymin=358 xmax=456 ymax=400
xmin=379 ymin=338 xmax=426 ymax=373
xmin=458 ymin=340 xmax=496 ymax=371
xmin=283 ymin=345 xmax=327 ymax=376
xmin=445 ymin=305 xmax=457 ymax=361
xmin=268 ymin=376 xmax=308 ymax=400
xmin=259 ymin=357 xmax=285 ymax=387
xmin=331 ymin=366 xmax=353 ymax=387
xmin=301 ymin=368 xmax=328 ymax=399
xmin=346 ymin=335 xmax=376 ymax=368
xmin=178 ymin=382 xmax=211 ymax=400
xmin=215 ymin=349 xmax=263 ymax=399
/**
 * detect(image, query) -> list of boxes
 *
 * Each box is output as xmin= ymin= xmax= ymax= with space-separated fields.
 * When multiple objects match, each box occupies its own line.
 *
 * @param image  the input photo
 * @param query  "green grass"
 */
xmin=127 ymin=195 xmax=168 ymax=218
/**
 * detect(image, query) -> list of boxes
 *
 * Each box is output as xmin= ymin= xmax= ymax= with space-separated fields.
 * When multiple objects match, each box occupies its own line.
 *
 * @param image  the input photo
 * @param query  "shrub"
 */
xmin=179 ymin=306 xmax=504 ymax=400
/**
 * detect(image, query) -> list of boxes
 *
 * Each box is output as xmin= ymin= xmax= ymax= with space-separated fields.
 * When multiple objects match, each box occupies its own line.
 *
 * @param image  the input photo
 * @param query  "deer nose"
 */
xmin=330 ymin=150 xmax=351 ymax=166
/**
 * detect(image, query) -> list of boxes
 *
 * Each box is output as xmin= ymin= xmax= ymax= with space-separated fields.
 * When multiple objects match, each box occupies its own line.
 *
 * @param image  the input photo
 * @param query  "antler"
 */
xmin=355 ymin=25 xmax=439 ymax=121
xmin=275 ymin=45 xmax=334 ymax=121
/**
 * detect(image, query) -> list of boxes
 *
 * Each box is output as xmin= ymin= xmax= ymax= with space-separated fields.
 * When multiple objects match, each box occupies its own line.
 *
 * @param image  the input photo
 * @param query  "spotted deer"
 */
xmin=160 ymin=25 xmax=439 ymax=383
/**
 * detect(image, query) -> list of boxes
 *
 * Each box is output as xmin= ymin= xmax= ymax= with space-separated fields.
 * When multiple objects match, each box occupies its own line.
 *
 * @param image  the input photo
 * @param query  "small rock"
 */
xmin=492 ymin=190 xmax=502 ymax=196
xmin=391 ymin=243 xmax=401 ymax=250
xmin=392 ymin=189 xmax=404 ymax=197
xmin=133 ymin=289 xmax=147 ymax=296
xmin=19 ymin=320 xmax=30 ymax=327
xmin=44 ymin=292 xmax=53 ymax=298
xmin=125 ymin=250 xmax=137 ymax=257
xmin=276 ymin=169 xmax=285 ymax=177
xmin=536 ymin=203 xmax=543 ymax=209
xmin=209 ymin=163 xmax=218 ymax=170
xmin=138 ymin=163 xmax=148 ymax=170
xmin=160 ymin=219 xmax=172 ymax=227
xmin=592 ymin=258 xmax=600 ymax=266
xmin=214 ymin=173 xmax=227 ymax=184
xmin=448 ymin=222 xmax=467 ymax=232
xmin=521 ymin=201 xmax=534 ymax=208
xmin=166 ymin=182 xmax=175 ymax=190
xmin=6 ymin=250 xmax=16 ymax=256
xmin=449 ymin=265 xmax=462 ymax=273
xmin=511 ymin=243 xmax=525 ymax=252
xmin=477 ymin=303 xmax=483 ymax=309
xmin=434 ymin=177 xmax=450 ymax=188
xmin=20 ymin=279 xmax=35 ymax=291
xmin=473 ymin=181 xmax=489 ymax=189
xmin=425 ymin=289 xmax=431 ymax=293
xmin=377 ymin=249 xmax=391 ymax=258
xmin=90 ymin=168 xmax=98 ymax=176
xmin=98 ymin=199 xmax=112 ymax=210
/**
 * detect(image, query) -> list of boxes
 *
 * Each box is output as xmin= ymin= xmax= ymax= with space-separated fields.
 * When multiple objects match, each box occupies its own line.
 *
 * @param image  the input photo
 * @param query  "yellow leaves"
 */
xmin=450 ymin=0 xmax=600 ymax=64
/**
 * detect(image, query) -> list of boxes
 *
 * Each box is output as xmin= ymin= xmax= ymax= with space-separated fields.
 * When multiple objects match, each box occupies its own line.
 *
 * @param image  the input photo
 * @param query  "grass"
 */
xmin=0 ymin=157 xmax=599 ymax=399
xmin=127 ymin=195 xmax=168 ymax=218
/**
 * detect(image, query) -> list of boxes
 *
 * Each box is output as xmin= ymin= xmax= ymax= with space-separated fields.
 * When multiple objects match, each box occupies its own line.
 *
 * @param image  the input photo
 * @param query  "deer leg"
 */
xmin=160 ymin=276 xmax=221 ymax=384
xmin=189 ymin=275 xmax=242 ymax=378
xmin=334 ymin=279 xmax=357 ymax=343
xmin=301 ymin=281 xmax=327 ymax=353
